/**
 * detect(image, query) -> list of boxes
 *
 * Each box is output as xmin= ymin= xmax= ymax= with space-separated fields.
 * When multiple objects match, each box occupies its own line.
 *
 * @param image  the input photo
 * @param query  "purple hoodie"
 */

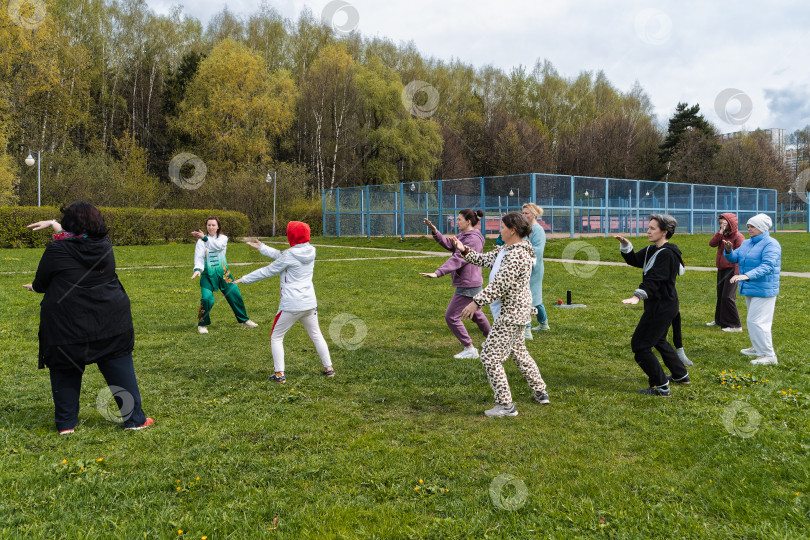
xmin=432 ymin=228 xmax=485 ymax=288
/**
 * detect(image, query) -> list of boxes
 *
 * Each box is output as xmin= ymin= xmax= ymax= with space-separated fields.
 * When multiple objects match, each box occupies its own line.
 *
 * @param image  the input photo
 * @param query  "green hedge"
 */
xmin=280 ymin=200 xmax=323 ymax=237
xmin=0 ymin=206 xmax=249 ymax=248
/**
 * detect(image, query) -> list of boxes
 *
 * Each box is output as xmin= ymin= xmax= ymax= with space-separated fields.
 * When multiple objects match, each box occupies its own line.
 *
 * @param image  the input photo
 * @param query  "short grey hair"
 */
xmin=649 ymin=214 xmax=677 ymax=239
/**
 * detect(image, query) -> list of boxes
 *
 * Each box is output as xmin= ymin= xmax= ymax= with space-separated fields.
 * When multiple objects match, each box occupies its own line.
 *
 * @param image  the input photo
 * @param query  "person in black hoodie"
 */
xmin=615 ymin=214 xmax=689 ymax=396
xmin=23 ymin=202 xmax=153 ymax=434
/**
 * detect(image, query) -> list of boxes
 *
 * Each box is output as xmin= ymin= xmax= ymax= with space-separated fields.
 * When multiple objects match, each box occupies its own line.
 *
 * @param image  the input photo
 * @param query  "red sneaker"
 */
xmin=58 ymin=428 xmax=75 ymax=435
xmin=124 ymin=418 xmax=154 ymax=431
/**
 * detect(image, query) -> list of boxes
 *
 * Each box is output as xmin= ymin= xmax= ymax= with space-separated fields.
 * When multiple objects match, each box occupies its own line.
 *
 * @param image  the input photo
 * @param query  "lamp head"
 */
xmin=508 ymin=189 xmax=514 ymax=196
xmin=25 ymin=154 xmax=35 ymax=167
xmin=584 ymin=190 xmax=589 ymax=197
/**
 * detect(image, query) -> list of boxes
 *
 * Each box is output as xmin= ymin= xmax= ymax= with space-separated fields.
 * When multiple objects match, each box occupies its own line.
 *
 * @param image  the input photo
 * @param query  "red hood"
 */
xmin=287 ymin=221 xmax=311 ymax=247
xmin=719 ymin=212 xmax=739 ymax=235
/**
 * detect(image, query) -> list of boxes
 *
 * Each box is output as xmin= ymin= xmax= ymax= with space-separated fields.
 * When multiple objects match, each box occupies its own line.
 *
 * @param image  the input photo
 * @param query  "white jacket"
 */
xmin=193 ymin=234 xmax=229 ymax=272
xmin=240 ymin=243 xmax=318 ymax=312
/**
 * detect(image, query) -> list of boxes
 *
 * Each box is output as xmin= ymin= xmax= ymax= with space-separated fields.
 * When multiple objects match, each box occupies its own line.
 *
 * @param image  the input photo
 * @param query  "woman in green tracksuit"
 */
xmin=191 ymin=217 xmax=257 ymax=334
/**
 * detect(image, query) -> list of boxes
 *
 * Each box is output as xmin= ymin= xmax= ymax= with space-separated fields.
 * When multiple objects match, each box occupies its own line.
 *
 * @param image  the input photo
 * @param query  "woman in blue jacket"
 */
xmin=723 ymin=214 xmax=781 ymax=366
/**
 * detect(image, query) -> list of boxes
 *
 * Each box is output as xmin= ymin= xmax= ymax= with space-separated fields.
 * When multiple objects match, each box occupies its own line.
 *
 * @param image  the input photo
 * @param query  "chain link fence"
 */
xmin=322 ymin=173 xmax=797 ymax=237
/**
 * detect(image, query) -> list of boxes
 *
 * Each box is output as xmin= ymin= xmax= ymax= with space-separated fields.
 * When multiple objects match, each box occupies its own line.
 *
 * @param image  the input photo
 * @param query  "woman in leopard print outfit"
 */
xmin=451 ymin=212 xmax=549 ymax=417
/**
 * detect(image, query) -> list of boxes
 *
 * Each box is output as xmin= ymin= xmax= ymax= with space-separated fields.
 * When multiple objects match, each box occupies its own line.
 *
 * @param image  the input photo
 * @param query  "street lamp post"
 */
xmin=266 ymin=171 xmax=277 ymax=237
xmin=25 ymin=151 xmax=41 ymax=207
xmin=584 ymin=190 xmax=590 ymax=232
xmin=788 ymin=187 xmax=794 ymax=229
xmin=508 ymin=188 xmax=520 ymax=211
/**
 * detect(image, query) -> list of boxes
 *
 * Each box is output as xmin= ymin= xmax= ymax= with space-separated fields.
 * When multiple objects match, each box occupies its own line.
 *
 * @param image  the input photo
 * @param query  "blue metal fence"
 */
xmin=322 ymin=173 xmax=794 ymax=237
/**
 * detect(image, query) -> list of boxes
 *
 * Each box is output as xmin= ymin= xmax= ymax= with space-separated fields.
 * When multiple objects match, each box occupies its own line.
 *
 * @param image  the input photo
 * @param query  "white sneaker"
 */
xmin=454 ymin=347 xmax=479 ymax=359
xmin=484 ymin=403 xmax=518 ymax=417
xmin=722 ymin=327 xmax=743 ymax=333
xmin=241 ymin=320 xmax=258 ymax=328
xmin=740 ymin=347 xmax=758 ymax=357
xmin=751 ymin=356 xmax=778 ymax=365
xmin=706 ymin=321 xmax=717 ymax=326
xmin=676 ymin=347 xmax=693 ymax=366
xmin=525 ymin=327 xmax=533 ymax=340
xmin=532 ymin=322 xmax=550 ymax=331
xmin=198 ymin=326 xmax=208 ymax=334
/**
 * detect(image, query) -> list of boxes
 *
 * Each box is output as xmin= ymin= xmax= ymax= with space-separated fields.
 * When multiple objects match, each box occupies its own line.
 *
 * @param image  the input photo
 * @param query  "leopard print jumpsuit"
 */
xmin=463 ymin=241 xmax=547 ymax=405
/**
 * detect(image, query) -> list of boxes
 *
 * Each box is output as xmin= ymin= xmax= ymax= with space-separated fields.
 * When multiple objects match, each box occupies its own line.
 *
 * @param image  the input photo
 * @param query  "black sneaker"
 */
xmin=667 ymin=373 xmax=691 ymax=385
xmin=637 ymin=384 xmax=671 ymax=397
xmin=323 ymin=367 xmax=335 ymax=377
xmin=269 ymin=373 xmax=286 ymax=383
xmin=533 ymin=391 xmax=550 ymax=404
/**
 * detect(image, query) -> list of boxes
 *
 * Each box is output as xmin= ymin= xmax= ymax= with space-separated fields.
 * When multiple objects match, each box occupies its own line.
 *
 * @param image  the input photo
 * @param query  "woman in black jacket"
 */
xmin=24 ymin=202 xmax=153 ymax=434
xmin=615 ymin=214 xmax=689 ymax=397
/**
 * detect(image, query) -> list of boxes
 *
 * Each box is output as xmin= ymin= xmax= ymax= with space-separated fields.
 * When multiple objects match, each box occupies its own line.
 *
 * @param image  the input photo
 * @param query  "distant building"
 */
xmin=785 ymin=147 xmax=809 ymax=176
xmin=718 ymin=128 xmax=786 ymax=158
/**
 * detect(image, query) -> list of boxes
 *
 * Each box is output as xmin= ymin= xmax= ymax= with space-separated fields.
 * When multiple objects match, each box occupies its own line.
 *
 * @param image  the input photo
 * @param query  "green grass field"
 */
xmin=1 ymin=234 xmax=808 ymax=539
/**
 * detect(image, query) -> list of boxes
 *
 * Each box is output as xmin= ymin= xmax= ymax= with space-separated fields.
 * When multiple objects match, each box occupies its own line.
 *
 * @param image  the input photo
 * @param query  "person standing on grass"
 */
xmin=707 ymin=213 xmax=745 ymax=332
xmin=191 ymin=217 xmax=258 ymax=334
xmin=522 ymin=203 xmax=549 ymax=334
xmin=615 ymin=214 xmax=689 ymax=397
xmin=23 ymin=203 xmax=153 ymax=434
xmin=420 ymin=211 xmax=491 ymax=359
xmin=723 ymin=214 xmax=781 ymax=366
xmin=450 ymin=212 xmax=549 ymax=417
xmin=235 ymin=221 xmax=334 ymax=383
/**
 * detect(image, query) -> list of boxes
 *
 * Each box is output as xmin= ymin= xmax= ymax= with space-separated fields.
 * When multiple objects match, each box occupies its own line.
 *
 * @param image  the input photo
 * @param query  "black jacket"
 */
xmin=32 ymin=236 xmax=133 ymax=369
xmin=621 ymin=242 xmax=683 ymax=310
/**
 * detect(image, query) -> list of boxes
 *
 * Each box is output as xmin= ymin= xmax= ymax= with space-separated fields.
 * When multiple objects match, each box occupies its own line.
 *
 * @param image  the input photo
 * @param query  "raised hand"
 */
xmin=423 ymin=218 xmax=438 ymax=234
xmin=722 ymin=239 xmax=733 ymax=252
xmin=613 ymin=235 xmax=630 ymax=246
xmin=191 ymin=230 xmax=205 ymax=240
xmin=449 ymin=236 xmax=465 ymax=252
xmin=419 ymin=272 xmax=438 ymax=278
xmin=27 ymin=220 xmax=59 ymax=231
xmin=246 ymin=239 xmax=263 ymax=249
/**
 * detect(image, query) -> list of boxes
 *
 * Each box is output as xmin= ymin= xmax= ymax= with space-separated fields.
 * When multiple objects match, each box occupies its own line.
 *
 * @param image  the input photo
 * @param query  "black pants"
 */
xmin=715 ymin=267 xmax=741 ymax=328
xmin=631 ymin=303 xmax=688 ymax=387
xmin=671 ymin=312 xmax=683 ymax=349
xmin=49 ymin=353 xmax=146 ymax=431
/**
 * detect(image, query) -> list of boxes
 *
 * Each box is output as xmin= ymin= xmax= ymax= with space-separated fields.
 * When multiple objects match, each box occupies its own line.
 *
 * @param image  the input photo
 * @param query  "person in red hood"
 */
xmin=707 ymin=213 xmax=744 ymax=331
xmin=236 ymin=221 xmax=334 ymax=384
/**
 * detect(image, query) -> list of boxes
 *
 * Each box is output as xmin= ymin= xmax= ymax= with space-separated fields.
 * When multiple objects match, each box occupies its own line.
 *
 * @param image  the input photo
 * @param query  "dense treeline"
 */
xmin=0 ymin=1 xmax=801 ymax=233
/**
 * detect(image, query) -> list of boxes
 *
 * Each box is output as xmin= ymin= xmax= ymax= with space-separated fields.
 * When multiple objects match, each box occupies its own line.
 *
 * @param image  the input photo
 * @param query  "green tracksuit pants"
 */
xmin=198 ymin=268 xmax=249 ymax=326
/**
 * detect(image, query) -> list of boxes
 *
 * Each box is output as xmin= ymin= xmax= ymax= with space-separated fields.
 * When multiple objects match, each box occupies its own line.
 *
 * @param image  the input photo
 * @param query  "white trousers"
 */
xmin=271 ymin=309 xmax=332 ymax=373
xmin=744 ymin=296 xmax=777 ymax=358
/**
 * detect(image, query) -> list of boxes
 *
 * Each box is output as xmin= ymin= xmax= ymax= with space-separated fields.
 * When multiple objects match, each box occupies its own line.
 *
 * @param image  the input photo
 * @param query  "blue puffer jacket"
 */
xmin=724 ymin=232 xmax=781 ymax=297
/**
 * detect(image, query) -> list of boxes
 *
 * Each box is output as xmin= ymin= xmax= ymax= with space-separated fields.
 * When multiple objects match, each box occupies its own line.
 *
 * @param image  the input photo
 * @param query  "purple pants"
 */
xmin=446 ymin=293 xmax=491 ymax=347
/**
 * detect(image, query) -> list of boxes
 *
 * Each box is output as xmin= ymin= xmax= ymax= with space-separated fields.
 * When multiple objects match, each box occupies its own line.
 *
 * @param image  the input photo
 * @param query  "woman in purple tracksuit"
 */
xmin=421 ymin=210 xmax=491 ymax=359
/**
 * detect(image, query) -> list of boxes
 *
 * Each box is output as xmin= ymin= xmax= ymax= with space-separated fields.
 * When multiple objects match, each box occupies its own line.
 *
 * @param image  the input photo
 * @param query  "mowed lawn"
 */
xmin=0 ymin=234 xmax=808 ymax=539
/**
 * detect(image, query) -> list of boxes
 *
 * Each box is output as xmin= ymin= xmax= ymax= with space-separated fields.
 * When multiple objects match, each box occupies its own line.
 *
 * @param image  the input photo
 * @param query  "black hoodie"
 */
xmin=32 ymin=236 xmax=133 ymax=369
xmin=621 ymin=242 xmax=684 ymax=311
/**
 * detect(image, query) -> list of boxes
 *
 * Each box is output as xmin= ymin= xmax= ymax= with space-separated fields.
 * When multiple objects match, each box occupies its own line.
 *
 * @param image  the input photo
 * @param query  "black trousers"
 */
xmin=715 ymin=267 xmax=741 ymax=328
xmin=631 ymin=303 xmax=689 ymax=387
xmin=49 ymin=353 xmax=146 ymax=431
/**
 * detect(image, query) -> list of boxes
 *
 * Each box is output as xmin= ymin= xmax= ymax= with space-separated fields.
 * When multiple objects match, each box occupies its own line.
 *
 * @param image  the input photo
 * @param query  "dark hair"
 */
xmin=649 ymin=213 xmax=677 ymax=239
xmin=61 ymin=202 xmax=109 ymax=238
xmin=458 ymin=209 xmax=484 ymax=226
xmin=501 ymin=211 xmax=531 ymax=238
xmin=205 ymin=216 xmax=222 ymax=237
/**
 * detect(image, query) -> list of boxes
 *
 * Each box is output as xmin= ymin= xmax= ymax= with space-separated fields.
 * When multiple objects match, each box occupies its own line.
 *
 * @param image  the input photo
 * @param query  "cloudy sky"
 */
xmin=145 ymin=0 xmax=810 ymax=135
